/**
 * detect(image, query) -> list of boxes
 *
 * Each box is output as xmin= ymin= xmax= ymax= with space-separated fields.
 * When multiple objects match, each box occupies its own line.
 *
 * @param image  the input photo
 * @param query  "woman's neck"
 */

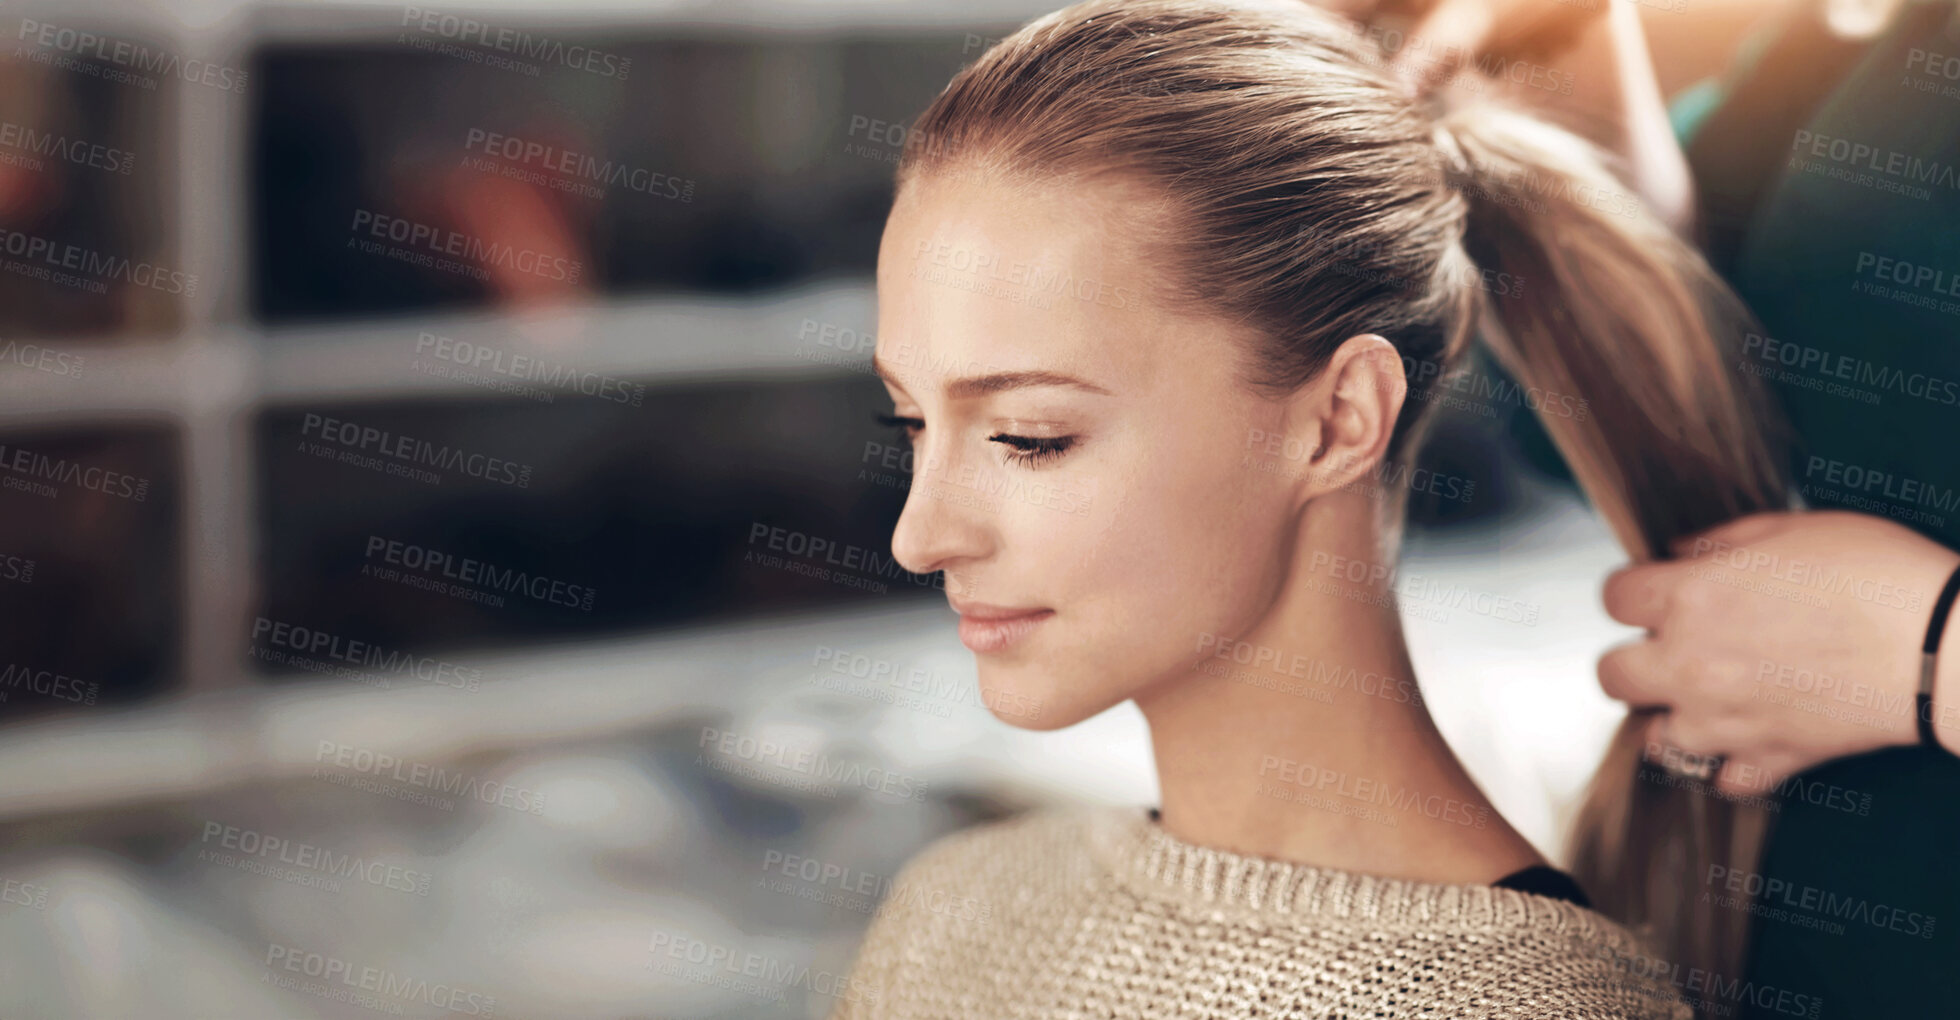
xmin=1133 ymin=487 xmax=1543 ymax=885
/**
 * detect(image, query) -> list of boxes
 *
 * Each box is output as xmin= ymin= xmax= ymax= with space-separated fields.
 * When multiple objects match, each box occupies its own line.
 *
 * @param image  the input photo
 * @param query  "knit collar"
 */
xmin=1086 ymin=805 xmax=1603 ymax=931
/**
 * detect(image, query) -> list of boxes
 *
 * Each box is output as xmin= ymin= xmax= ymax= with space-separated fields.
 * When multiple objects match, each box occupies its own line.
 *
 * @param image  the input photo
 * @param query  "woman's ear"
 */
xmin=1282 ymin=334 xmax=1407 ymax=499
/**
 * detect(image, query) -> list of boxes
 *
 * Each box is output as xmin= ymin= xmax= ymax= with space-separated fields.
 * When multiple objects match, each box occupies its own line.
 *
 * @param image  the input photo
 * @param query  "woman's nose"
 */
xmin=888 ymin=443 xmax=993 ymax=578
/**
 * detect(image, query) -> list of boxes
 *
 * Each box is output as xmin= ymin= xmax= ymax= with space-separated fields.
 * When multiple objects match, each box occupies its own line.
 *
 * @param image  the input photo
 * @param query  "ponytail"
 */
xmin=1434 ymin=104 xmax=1785 ymax=554
xmin=1436 ymin=102 xmax=1788 ymax=994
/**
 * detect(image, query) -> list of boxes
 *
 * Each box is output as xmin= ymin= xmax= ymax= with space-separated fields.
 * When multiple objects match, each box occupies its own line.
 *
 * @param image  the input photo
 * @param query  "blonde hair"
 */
xmin=893 ymin=0 xmax=1789 ymax=1001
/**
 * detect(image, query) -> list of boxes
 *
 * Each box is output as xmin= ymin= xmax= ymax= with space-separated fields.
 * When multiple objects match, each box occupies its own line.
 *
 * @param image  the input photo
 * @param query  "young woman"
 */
xmin=834 ymin=1 xmax=1783 ymax=1016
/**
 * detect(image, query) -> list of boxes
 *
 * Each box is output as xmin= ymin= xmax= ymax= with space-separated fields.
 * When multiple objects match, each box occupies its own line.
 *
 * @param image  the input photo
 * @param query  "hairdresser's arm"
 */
xmin=1532 ymin=0 xmax=1696 ymax=234
xmin=1326 ymin=0 xmax=1697 ymax=233
xmin=1599 ymin=511 xmax=1960 ymax=791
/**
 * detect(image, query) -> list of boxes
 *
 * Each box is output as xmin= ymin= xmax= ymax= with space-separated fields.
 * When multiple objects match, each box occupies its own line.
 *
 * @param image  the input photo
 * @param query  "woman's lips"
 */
xmin=952 ymin=605 xmax=1054 ymax=654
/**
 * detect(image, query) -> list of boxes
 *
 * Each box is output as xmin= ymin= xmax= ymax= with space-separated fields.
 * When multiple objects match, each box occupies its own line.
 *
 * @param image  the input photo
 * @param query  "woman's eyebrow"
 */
xmin=871 ymin=356 xmax=1112 ymax=398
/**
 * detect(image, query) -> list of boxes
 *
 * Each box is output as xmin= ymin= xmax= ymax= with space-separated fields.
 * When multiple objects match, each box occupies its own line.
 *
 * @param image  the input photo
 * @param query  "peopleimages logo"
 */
xmin=758 ymin=848 xmax=995 ymax=926
xmin=1707 ymin=864 xmax=1936 ymax=939
xmin=1792 ymin=131 xmax=1960 ymax=187
xmin=1286 ymin=550 xmax=1538 ymax=626
xmin=398 ymin=6 xmax=631 ymax=80
xmin=1257 ymin=755 xmax=1492 ymax=828
xmin=697 ymin=726 xmax=931 ymax=802
xmin=1804 ymin=456 xmax=1960 ymax=518
xmin=412 ymin=331 xmax=646 ymax=405
xmin=0 ymin=661 xmax=98 ymax=705
xmin=0 ymin=443 xmax=150 ymax=502
xmin=0 ymin=227 xmax=196 ymax=295
xmin=264 ymin=942 xmax=495 ymax=1016
xmin=1854 ymin=251 xmax=1960 ymax=297
xmin=1 ymin=878 xmax=49 ymax=910
xmin=0 ymin=120 xmax=134 ymax=174
xmin=1295 ymin=225 xmax=1529 ymax=297
xmin=1851 ymin=250 xmax=1960 ymax=317
xmin=1788 ymin=129 xmax=1960 ymax=201
xmin=1756 ymin=660 xmax=1914 ymax=721
xmin=0 ymin=553 xmax=34 ymax=584
xmin=647 ymin=930 xmax=878 ymax=1006
xmin=1646 ymin=740 xmax=1873 ymax=814
xmin=460 ymin=129 xmax=692 ymax=202
xmin=251 ymin=617 xmax=483 ymax=690
xmin=15 ymin=19 xmax=250 ymax=93
xmin=1242 ymin=434 xmax=1478 ymax=504
xmin=745 ymin=523 xmax=949 ymax=592
xmin=1740 ymin=330 xmax=1959 ymax=407
xmin=0 ymin=339 xmax=86 ymax=378
xmin=808 ymin=644 xmax=1044 ymax=722
xmin=1400 ymin=355 xmax=1589 ymax=420
xmin=1689 ymin=532 xmax=1926 ymax=611
xmin=200 ymin=821 xmax=433 ymax=897
xmin=300 ymin=411 xmax=533 ymax=488
xmin=910 ymin=238 xmax=1139 ymax=311
xmin=1594 ymin=943 xmax=1824 ymax=1019
xmin=1197 ymin=633 xmax=1425 ymax=707
xmin=313 ymin=741 xmax=548 ymax=815
xmin=362 ymin=536 xmax=598 ymax=611
xmin=347 ymin=209 xmax=582 ymax=283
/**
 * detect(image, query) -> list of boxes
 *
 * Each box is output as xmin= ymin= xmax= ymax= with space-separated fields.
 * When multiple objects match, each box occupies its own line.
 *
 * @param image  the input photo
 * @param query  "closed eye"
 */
xmin=990 ymin=433 xmax=1074 ymax=466
xmin=874 ymin=412 xmax=1074 ymax=467
xmin=873 ymin=412 xmax=925 ymax=442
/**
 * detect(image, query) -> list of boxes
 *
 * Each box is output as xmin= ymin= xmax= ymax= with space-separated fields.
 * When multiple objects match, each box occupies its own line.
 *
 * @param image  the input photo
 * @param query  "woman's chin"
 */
xmin=974 ymin=666 xmax=1113 ymax=733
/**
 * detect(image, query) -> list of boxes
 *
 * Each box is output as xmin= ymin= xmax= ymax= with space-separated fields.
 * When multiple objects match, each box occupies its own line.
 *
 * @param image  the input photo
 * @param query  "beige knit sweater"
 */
xmin=830 ymin=806 xmax=1691 ymax=1019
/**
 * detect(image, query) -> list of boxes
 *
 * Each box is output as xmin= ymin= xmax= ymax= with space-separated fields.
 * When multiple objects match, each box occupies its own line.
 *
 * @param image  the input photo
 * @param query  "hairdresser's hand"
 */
xmin=1599 ymin=510 xmax=1960 ymax=793
xmin=1317 ymin=0 xmax=1608 ymax=97
xmin=1311 ymin=0 xmax=1695 ymax=231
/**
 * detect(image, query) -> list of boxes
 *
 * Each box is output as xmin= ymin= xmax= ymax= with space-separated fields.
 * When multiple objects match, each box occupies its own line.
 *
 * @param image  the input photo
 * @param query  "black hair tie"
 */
xmin=1917 ymin=561 xmax=1960 ymax=753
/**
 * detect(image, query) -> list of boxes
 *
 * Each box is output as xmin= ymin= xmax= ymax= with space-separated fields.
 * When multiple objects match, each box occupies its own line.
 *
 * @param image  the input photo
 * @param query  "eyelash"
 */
xmin=872 ymin=413 xmax=1076 ymax=467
